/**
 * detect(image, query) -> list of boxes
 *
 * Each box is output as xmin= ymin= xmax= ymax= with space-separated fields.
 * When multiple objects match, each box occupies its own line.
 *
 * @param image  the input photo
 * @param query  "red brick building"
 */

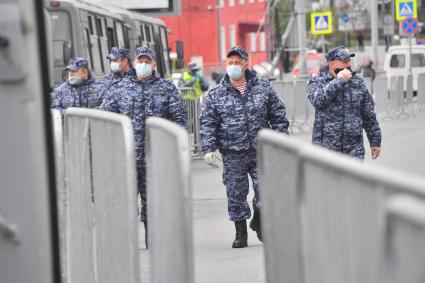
xmin=160 ymin=0 xmax=269 ymax=73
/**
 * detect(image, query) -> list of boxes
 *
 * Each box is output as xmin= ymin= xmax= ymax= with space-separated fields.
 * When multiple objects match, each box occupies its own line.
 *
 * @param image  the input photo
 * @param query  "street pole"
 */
xmin=371 ymin=0 xmax=379 ymax=69
xmin=296 ymin=0 xmax=308 ymax=77
xmin=217 ymin=0 xmax=222 ymax=64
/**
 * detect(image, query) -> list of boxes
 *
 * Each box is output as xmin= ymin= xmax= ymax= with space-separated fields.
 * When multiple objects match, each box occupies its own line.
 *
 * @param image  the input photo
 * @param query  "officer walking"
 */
xmin=200 ymin=46 xmax=289 ymax=248
xmin=307 ymin=46 xmax=381 ymax=159
xmin=97 ymin=47 xmax=134 ymax=94
xmin=51 ymin=57 xmax=102 ymax=113
xmin=179 ymin=62 xmax=209 ymax=99
xmin=100 ymin=47 xmax=187 ymax=248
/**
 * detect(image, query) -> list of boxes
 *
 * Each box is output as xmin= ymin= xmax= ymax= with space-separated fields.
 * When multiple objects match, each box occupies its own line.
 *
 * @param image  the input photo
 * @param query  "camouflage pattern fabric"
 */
xmin=307 ymin=66 xmax=381 ymax=159
xmin=200 ymin=71 xmax=289 ymax=221
xmin=222 ymin=151 xmax=259 ymax=221
xmin=100 ymin=72 xmax=187 ymax=222
xmin=51 ymin=76 xmax=102 ymax=113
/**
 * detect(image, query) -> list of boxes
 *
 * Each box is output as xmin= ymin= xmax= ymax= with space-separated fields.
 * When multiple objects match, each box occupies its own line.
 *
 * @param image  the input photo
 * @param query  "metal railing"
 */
xmin=179 ymin=87 xmax=202 ymax=158
xmin=53 ymin=108 xmax=139 ymax=283
xmin=146 ymin=117 xmax=194 ymax=283
xmin=257 ymin=129 xmax=425 ymax=283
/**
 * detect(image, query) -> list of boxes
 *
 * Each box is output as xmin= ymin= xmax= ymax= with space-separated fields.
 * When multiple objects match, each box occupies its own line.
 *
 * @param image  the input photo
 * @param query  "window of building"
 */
xmin=250 ymin=32 xmax=256 ymax=52
xmin=390 ymin=54 xmax=405 ymax=68
xmin=249 ymin=0 xmax=255 ymax=3
xmin=229 ymin=0 xmax=234 ymax=7
xmin=239 ymin=0 xmax=245 ymax=5
xmin=412 ymin=53 xmax=425 ymax=67
xmin=218 ymin=0 xmax=224 ymax=8
xmin=260 ymin=32 xmax=266 ymax=51
xmin=229 ymin=25 xmax=236 ymax=48
xmin=220 ymin=26 xmax=226 ymax=60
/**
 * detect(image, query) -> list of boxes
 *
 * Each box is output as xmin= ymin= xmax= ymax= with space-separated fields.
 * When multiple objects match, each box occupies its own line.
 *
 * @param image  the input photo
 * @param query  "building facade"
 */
xmin=160 ymin=0 xmax=269 ymax=73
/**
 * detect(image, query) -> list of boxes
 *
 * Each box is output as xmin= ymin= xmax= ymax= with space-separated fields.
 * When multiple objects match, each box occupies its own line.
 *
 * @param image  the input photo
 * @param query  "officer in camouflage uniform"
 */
xmin=97 ymin=47 xmax=134 ymax=96
xmin=100 ymin=47 xmax=187 ymax=248
xmin=51 ymin=58 xmax=102 ymax=113
xmin=307 ymin=46 xmax=381 ymax=159
xmin=200 ymin=46 xmax=289 ymax=248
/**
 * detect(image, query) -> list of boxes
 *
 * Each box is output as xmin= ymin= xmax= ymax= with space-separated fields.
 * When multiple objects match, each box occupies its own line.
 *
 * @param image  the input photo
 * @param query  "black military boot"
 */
xmin=232 ymin=220 xmax=248 ymax=248
xmin=144 ymin=221 xmax=148 ymax=249
xmin=249 ymin=209 xmax=263 ymax=242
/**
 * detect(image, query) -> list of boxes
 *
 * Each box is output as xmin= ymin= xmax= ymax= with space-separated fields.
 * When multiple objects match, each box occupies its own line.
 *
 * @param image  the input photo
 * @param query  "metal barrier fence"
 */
xmin=53 ymin=108 xmax=139 ymax=283
xmin=271 ymin=80 xmax=312 ymax=133
xmin=372 ymin=74 xmax=425 ymax=119
xmin=179 ymin=87 xmax=202 ymax=158
xmin=146 ymin=117 xmax=194 ymax=283
xmin=272 ymin=74 xmax=425 ymax=133
xmin=51 ymin=109 xmax=67 ymax=282
xmin=258 ymin=129 xmax=425 ymax=283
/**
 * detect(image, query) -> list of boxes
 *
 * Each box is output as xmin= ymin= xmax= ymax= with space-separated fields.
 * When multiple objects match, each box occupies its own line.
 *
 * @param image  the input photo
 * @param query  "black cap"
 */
xmin=226 ymin=46 xmax=248 ymax=60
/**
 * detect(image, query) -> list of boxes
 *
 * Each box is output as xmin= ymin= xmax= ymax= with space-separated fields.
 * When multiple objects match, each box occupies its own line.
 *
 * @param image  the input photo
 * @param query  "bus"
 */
xmin=45 ymin=0 xmax=172 ymax=86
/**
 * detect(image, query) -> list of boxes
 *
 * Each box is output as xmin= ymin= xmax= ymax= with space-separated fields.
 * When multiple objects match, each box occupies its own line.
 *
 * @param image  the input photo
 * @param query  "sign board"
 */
xmin=341 ymin=13 xmax=349 ymax=24
xmin=400 ymin=17 xmax=418 ymax=35
xmin=395 ymin=0 xmax=417 ymax=22
xmin=311 ymin=11 xmax=333 ymax=35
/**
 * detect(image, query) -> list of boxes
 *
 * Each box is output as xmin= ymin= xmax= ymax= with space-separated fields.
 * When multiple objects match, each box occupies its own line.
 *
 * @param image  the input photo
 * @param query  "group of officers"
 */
xmin=51 ymin=44 xmax=381 ymax=250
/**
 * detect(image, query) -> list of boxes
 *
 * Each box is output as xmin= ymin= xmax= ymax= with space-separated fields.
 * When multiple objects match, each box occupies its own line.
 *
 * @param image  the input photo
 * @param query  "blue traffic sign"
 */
xmin=401 ymin=17 xmax=418 ymax=34
xmin=341 ymin=13 xmax=349 ymax=23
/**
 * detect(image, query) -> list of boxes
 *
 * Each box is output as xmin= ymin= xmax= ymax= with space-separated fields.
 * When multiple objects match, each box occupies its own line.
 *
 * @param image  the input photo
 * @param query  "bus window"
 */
xmin=107 ymin=28 xmax=116 ymax=50
xmin=50 ymin=11 xmax=72 ymax=83
xmin=115 ymin=21 xmax=125 ymax=48
xmin=88 ymin=15 xmax=94 ymax=35
xmin=160 ymin=27 xmax=171 ymax=77
xmin=145 ymin=25 xmax=152 ymax=42
xmin=84 ymin=29 xmax=94 ymax=69
xmin=87 ymin=14 xmax=103 ymax=74
xmin=97 ymin=16 xmax=109 ymax=73
xmin=123 ymin=26 xmax=131 ymax=50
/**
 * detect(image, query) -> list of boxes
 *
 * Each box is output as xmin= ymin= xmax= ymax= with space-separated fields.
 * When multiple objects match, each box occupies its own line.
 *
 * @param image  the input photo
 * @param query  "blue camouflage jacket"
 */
xmin=51 ymin=77 xmax=102 ymax=113
xmin=307 ymin=67 xmax=381 ymax=158
xmin=97 ymin=68 xmax=135 ymax=96
xmin=200 ymin=71 xmax=289 ymax=153
xmin=100 ymin=73 xmax=187 ymax=160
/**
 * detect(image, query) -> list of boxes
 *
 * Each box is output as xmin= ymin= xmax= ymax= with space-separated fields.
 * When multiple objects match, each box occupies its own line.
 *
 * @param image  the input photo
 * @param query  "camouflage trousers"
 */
xmin=222 ymin=151 xmax=260 ymax=222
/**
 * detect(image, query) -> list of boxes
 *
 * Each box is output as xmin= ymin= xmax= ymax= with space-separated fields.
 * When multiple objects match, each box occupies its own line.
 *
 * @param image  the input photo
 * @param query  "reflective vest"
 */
xmin=183 ymin=71 xmax=203 ymax=96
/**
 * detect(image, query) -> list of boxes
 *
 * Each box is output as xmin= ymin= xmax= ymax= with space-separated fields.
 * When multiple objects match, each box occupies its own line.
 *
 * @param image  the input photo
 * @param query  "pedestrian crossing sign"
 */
xmin=396 ymin=0 xmax=417 ymax=21
xmin=311 ymin=11 xmax=333 ymax=35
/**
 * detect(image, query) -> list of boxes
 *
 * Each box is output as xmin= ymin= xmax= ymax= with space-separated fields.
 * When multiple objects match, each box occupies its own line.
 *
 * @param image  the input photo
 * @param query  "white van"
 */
xmin=383 ymin=45 xmax=425 ymax=92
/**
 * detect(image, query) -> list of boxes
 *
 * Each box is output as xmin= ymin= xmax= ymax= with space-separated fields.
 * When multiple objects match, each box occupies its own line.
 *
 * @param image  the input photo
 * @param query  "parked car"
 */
xmin=291 ymin=51 xmax=326 ymax=77
xmin=383 ymin=45 xmax=425 ymax=92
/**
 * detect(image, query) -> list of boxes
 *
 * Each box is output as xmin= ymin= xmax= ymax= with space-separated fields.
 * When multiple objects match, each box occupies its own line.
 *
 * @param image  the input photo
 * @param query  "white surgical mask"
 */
xmin=110 ymin=62 xmax=121 ymax=73
xmin=226 ymin=65 xmax=243 ymax=80
xmin=68 ymin=75 xmax=83 ymax=85
xmin=135 ymin=63 xmax=153 ymax=78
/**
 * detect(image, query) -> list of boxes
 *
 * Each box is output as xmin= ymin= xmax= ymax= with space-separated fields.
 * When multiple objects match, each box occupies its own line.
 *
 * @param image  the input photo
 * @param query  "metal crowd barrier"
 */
xmin=271 ymin=80 xmax=312 ymax=133
xmin=257 ymin=129 xmax=425 ymax=283
xmin=146 ymin=117 xmax=194 ymax=283
xmin=51 ymin=109 xmax=67 ymax=282
xmin=373 ymin=74 xmax=425 ymax=120
xmin=53 ymin=108 xmax=139 ymax=283
xmin=178 ymin=87 xmax=202 ymax=158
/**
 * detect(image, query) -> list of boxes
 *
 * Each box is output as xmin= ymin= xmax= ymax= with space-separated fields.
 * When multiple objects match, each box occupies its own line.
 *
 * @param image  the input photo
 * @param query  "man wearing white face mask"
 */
xmin=200 ymin=46 xmax=289 ymax=248
xmin=100 ymin=46 xmax=187 ymax=248
xmin=97 ymin=47 xmax=134 ymax=97
xmin=51 ymin=57 xmax=102 ymax=114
